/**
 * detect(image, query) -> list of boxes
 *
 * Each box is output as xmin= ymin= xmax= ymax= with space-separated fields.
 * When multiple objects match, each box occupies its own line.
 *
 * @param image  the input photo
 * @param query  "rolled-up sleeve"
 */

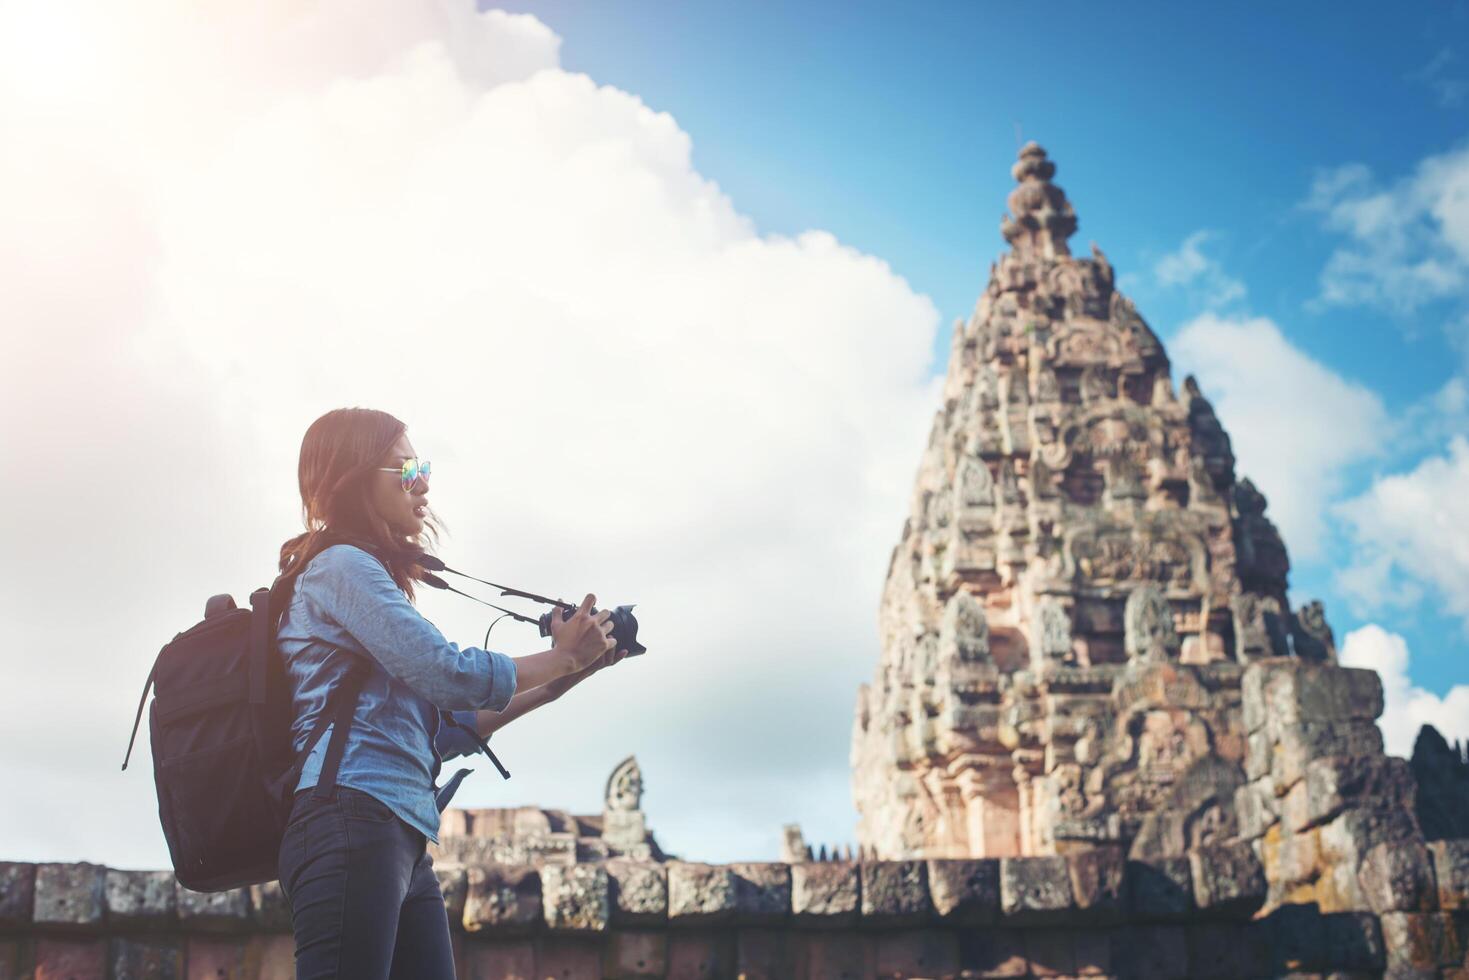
xmin=299 ymin=545 xmax=517 ymax=711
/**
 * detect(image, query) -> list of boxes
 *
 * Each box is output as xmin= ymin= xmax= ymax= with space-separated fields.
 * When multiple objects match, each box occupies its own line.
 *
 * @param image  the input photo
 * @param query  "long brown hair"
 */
xmin=276 ymin=408 xmax=445 ymax=602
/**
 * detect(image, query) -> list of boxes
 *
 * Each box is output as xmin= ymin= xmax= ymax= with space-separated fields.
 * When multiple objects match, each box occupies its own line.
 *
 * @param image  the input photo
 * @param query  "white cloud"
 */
xmin=1334 ymin=437 xmax=1469 ymax=627
xmin=1303 ymin=145 xmax=1469 ymax=319
xmin=1169 ymin=313 xmax=1389 ymax=561
xmin=1151 ymin=230 xmax=1246 ymax=309
xmin=0 ymin=1 xmax=940 ymax=866
xmin=1339 ymin=624 xmax=1469 ymax=757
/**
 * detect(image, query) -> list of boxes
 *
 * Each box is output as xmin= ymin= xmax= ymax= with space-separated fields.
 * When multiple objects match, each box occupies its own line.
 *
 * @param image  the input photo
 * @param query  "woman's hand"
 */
xmin=549 ymin=593 xmax=616 ymax=672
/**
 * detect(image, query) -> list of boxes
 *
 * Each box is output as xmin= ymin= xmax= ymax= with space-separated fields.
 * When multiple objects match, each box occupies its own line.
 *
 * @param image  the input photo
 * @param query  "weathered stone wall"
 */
xmin=3 ymin=841 xmax=1466 ymax=978
xmin=1237 ymin=657 xmax=1469 ymax=976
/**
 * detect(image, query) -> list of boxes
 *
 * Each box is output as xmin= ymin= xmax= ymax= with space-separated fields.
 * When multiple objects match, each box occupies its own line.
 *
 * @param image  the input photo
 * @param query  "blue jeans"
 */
xmin=277 ymin=787 xmax=455 ymax=979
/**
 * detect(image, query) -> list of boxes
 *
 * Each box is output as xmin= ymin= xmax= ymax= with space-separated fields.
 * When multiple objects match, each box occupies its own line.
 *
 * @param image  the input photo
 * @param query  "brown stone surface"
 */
xmin=461 ymin=940 xmax=535 ymax=980
xmin=34 ymin=938 xmax=104 ymax=980
xmin=728 ymin=863 xmax=790 ymax=925
xmin=464 ymin=865 xmax=543 ymax=934
xmin=790 ymin=863 xmax=859 ymax=927
xmin=1188 ymin=840 xmax=1265 ymax=916
xmin=874 ymin=929 xmax=958 ymax=978
xmin=537 ymin=938 xmax=603 ymax=979
xmin=1358 ymin=840 xmax=1437 ymax=914
xmin=175 ymin=884 xmax=250 ymax=932
xmin=182 ymin=938 xmax=243 ymax=979
xmin=1000 ymin=857 xmax=1073 ymax=921
xmin=733 ymin=929 xmax=792 ymax=980
xmin=605 ymin=930 xmax=666 ymax=979
xmin=543 ymin=864 xmax=611 ymax=932
xmin=850 ymin=143 xmax=1302 ymax=862
xmin=1431 ymin=839 xmax=1469 ymax=912
xmin=34 ymin=862 xmax=104 ymax=928
xmin=247 ymin=880 xmax=291 ymax=933
xmin=859 ymin=860 xmax=930 ymax=924
xmin=108 ymin=937 xmax=183 ymax=980
xmin=666 ymin=863 xmax=735 ymax=926
xmin=606 ymin=860 xmax=667 ymax=926
xmin=0 ymin=864 xmax=35 ymax=928
xmin=1067 ymin=848 xmax=1125 ymax=921
xmin=1125 ymin=856 xmax=1193 ymax=921
xmin=794 ymin=930 xmax=874 ymax=980
xmin=926 ymin=858 xmax=999 ymax=924
xmin=664 ymin=931 xmax=734 ymax=980
xmin=956 ymin=928 xmax=1028 ymax=978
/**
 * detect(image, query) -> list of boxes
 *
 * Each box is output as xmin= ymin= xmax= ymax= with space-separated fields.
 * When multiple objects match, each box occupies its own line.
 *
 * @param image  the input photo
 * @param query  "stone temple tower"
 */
xmin=851 ymin=143 xmax=1336 ymax=861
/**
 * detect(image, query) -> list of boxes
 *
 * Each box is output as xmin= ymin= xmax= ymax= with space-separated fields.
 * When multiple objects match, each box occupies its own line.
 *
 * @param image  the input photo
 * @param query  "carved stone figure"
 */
xmin=606 ymin=756 xmax=643 ymax=812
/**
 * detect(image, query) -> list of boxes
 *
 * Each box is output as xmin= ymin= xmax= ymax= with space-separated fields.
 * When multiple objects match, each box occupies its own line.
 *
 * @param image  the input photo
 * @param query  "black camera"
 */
xmin=538 ymin=604 xmax=646 ymax=657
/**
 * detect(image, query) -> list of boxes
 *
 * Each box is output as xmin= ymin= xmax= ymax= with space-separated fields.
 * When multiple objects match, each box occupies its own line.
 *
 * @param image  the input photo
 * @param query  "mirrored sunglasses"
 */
xmin=376 ymin=457 xmax=431 ymax=492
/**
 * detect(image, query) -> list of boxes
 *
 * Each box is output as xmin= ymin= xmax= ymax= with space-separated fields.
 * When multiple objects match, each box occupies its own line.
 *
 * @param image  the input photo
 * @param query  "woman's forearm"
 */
xmin=510 ymin=647 xmax=573 ymax=692
xmin=472 ymin=685 xmax=556 ymax=738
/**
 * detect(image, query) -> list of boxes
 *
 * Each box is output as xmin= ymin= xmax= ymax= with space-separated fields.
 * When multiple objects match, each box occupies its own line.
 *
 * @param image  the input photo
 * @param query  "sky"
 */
xmin=1 ymin=1 xmax=1466 ymax=867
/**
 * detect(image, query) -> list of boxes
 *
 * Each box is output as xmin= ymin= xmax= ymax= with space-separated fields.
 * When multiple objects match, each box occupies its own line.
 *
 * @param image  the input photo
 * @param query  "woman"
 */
xmin=273 ymin=407 xmax=625 ymax=978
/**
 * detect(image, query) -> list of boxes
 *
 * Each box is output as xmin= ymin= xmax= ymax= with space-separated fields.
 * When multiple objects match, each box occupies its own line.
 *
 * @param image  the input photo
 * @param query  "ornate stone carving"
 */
xmin=606 ymin=757 xmax=643 ymax=812
xmin=851 ymin=143 xmax=1322 ymax=862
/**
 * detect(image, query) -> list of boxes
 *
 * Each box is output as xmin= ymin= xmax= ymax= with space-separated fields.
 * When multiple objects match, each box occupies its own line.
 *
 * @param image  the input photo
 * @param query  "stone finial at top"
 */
xmin=605 ymin=756 xmax=643 ymax=812
xmin=1000 ymin=142 xmax=1078 ymax=260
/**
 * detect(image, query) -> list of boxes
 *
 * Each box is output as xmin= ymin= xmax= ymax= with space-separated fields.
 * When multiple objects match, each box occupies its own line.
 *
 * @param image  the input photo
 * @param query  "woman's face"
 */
xmin=371 ymin=433 xmax=430 ymax=538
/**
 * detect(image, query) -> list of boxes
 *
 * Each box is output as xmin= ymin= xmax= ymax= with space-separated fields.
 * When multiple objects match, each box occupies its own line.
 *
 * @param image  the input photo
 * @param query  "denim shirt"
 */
xmin=276 ymin=543 xmax=518 ymax=842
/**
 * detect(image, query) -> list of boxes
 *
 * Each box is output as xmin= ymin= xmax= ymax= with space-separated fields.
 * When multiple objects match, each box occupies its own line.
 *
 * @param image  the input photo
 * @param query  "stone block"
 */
xmin=1112 ymin=924 xmax=1187 ymax=979
xmin=103 ymin=869 xmax=176 ymax=929
xmin=729 ymin=863 xmax=790 ymax=924
xmin=790 ymin=862 xmax=859 ymax=928
xmin=1359 ymin=840 xmax=1437 ymax=914
xmin=956 ymin=928 xmax=1027 ymax=977
xmin=1235 ymin=778 xmax=1279 ymax=840
xmin=108 ymin=938 xmax=183 ymax=980
xmin=183 ymin=939 xmax=243 ymax=979
xmin=1245 ymin=727 xmax=1272 ymax=781
xmin=1242 ymin=661 xmax=1271 ymax=735
xmin=873 ymin=929 xmax=957 ymax=978
xmin=1261 ymin=662 xmax=1384 ymax=727
xmin=33 ymin=863 xmax=104 ymax=929
xmin=1256 ymin=903 xmax=1328 ymax=974
xmin=1431 ymin=839 xmax=1469 ymax=911
xmin=1274 ymin=720 xmax=1383 ymax=790
xmin=1321 ymin=912 xmax=1386 ymax=972
xmin=249 ymin=935 xmax=296 ymax=979
xmin=464 ymin=865 xmax=542 ymax=934
xmin=175 ymin=883 xmax=251 ymax=932
xmin=34 ymin=938 xmax=104 ymax=980
xmin=1067 ymin=847 xmax=1125 ymax=922
xmin=542 ymin=865 xmax=611 ymax=933
xmin=0 ymin=864 xmax=35 ymax=928
xmin=460 ymin=940 xmax=535 ymax=979
xmin=1287 ymin=755 xmax=1415 ymax=833
xmin=999 ymin=856 xmax=1073 ymax=922
xmin=667 ymin=863 xmax=736 ymax=926
xmin=1189 ymin=840 xmax=1266 ymax=916
xmin=926 ymin=858 xmax=998 ymax=925
xmin=248 ymin=879 xmax=292 ymax=932
xmin=0 ymin=939 xmax=30 ymax=980
xmin=606 ymin=860 xmax=667 ymax=926
xmin=1126 ymin=856 xmax=1194 ymax=921
xmin=1184 ymin=922 xmax=1252 ymax=980
xmin=734 ymin=929 xmax=791 ymax=980
xmin=665 ymin=931 xmax=735 ymax=980
xmin=537 ymin=938 xmax=603 ymax=979
xmin=1021 ymin=927 xmax=1075 ymax=976
xmin=795 ymin=930 xmax=874 ymax=980
xmin=434 ymin=864 xmax=468 ymax=926
xmin=860 ymin=860 xmax=930 ymax=925
xmin=605 ymin=930 xmax=666 ymax=979
xmin=1380 ymin=911 xmax=1465 ymax=972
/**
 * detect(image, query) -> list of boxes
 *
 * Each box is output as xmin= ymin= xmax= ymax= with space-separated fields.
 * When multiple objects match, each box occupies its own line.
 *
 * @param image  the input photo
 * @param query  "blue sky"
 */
xmin=496 ymin=0 xmax=1469 ymax=706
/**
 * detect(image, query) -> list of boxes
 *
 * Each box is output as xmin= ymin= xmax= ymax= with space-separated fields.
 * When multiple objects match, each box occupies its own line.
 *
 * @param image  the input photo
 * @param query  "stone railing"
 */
xmin=8 ymin=842 xmax=1467 ymax=978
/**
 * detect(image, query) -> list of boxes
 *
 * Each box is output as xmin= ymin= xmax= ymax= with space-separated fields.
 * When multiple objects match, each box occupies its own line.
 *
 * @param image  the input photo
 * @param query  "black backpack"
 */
xmin=121 ymin=537 xmax=508 ymax=891
xmin=119 ymin=558 xmax=367 ymax=891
